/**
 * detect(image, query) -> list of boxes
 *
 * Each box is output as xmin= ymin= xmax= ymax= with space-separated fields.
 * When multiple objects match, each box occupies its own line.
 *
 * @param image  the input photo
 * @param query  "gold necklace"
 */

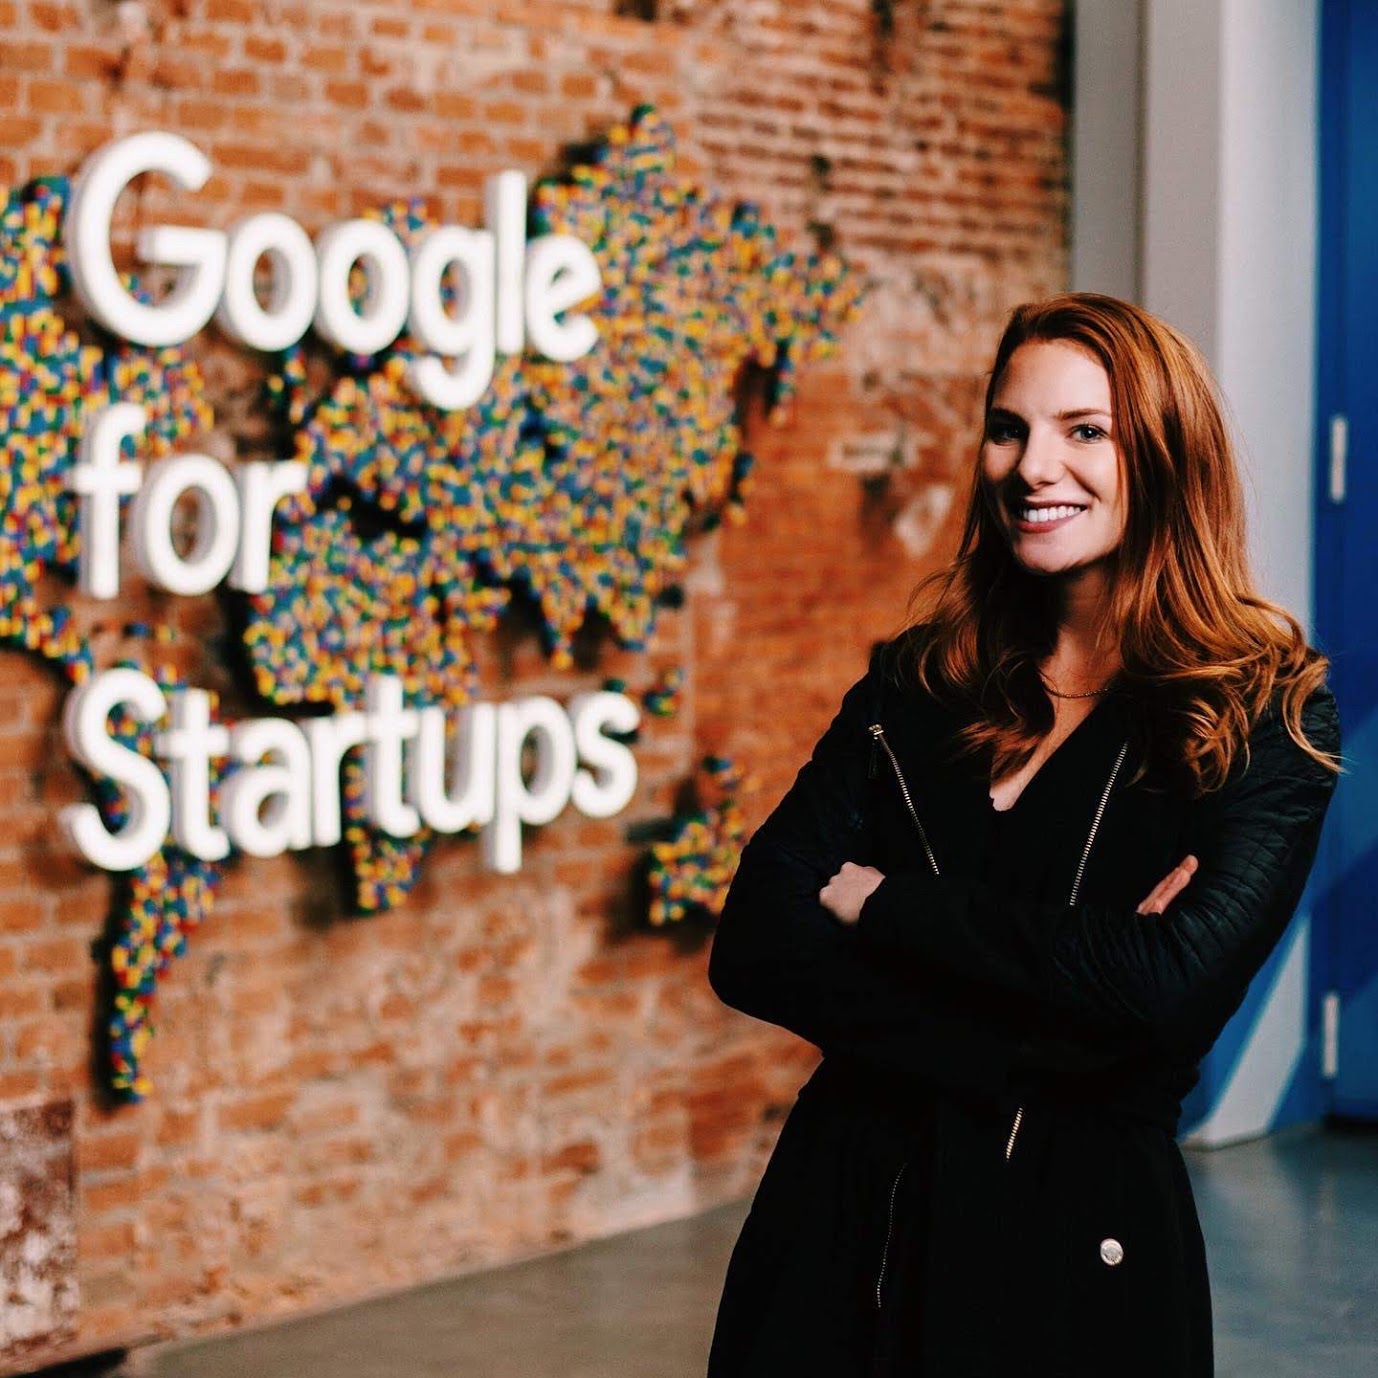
xmin=1039 ymin=671 xmax=1117 ymax=699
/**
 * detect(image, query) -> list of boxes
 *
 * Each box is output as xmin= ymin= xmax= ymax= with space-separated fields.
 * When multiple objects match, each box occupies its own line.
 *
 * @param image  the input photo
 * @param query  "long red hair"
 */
xmin=903 ymin=292 xmax=1339 ymax=794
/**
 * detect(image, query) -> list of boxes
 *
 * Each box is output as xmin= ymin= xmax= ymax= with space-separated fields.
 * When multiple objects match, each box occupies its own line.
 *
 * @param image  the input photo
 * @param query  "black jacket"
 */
xmin=706 ymin=634 xmax=1341 ymax=1377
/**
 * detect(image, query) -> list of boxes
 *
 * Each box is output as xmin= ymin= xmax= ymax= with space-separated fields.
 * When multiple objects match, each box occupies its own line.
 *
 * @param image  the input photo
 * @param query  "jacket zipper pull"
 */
xmin=1004 ymin=1105 xmax=1025 ymax=1161
xmin=867 ymin=722 xmax=881 ymax=778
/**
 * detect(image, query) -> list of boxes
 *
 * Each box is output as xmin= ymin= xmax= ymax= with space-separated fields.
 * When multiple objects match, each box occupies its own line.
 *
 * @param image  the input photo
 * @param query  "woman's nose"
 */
xmin=1015 ymin=429 xmax=1064 ymax=483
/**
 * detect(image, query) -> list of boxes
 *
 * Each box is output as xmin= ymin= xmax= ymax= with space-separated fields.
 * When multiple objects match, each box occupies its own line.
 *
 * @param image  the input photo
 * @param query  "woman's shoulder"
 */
xmin=867 ymin=622 xmax=938 ymax=691
xmin=1245 ymin=680 xmax=1341 ymax=773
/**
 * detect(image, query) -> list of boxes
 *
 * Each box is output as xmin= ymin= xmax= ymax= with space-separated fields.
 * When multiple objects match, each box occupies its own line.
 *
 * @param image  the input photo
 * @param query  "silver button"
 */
xmin=1099 ymin=1237 xmax=1125 ymax=1267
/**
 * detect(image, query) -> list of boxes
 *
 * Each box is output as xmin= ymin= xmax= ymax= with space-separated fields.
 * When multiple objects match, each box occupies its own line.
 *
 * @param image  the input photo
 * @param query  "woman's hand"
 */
xmin=820 ymin=862 xmax=886 ymax=925
xmin=1136 ymin=854 xmax=1198 ymax=915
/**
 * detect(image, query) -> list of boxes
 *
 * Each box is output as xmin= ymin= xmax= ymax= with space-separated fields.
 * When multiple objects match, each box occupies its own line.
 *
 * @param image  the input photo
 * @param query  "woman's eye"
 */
xmin=986 ymin=422 xmax=1022 ymax=444
xmin=1072 ymin=423 xmax=1106 ymax=442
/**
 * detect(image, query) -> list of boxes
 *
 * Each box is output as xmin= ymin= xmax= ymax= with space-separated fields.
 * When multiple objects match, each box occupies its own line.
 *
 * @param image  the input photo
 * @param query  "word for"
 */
xmin=72 ymin=403 xmax=304 ymax=597
xmin=66 ymin=132 xmax=603 ymax=410
xmin=61 ymin=671 xmax=640 ymax=874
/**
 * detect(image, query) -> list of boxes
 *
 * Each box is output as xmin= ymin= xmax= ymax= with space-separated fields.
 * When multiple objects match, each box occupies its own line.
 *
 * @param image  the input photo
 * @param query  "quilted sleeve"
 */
xmin=709 ymin=649 xmax=1130 ymax=1099
xmin=854 ymin=687 xmax=1341 ymax=1062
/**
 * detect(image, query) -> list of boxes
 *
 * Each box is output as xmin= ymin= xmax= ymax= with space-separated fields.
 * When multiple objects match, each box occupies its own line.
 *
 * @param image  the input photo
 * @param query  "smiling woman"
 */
xmin=705 ymin=292 xmax=1342 ymax=1377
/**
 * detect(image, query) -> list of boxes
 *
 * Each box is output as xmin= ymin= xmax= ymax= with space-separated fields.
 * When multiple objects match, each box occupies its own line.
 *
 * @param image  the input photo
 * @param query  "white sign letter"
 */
xmin=70 ymin=403 xmax=146 ymax=599
xmin=60 ymin=669 xmax=170 ymax=872
xmin=66 ymin=132 xmax=226 ymax=346
xmin=132 ymin=453 xmax=241 ymax=596
xmin=364 ymin=676 xmax=421 ymax=838
xmin=410 ymin=702 xmax=497 ymax=834
xmin=525 ymin=234 xmax=601 ymax=363
xmin=222 ymin=717 xmax=313 ymax=858
xmin=569 ymin=692 xmax=639 ymax=818
xmin=314 ymin=219 xmax=410 ymax=357
xmin=484 ymin=696 xmax=577 ymax=874
xmin=229 ymin=461 xmax=308 ymax=594
xmin=407 ymin=225 xmax=497 ymax=411
xmin=216 ymin=211 xmax=318 ymax=352
xmin=155 ymin=689 xmax=231 ymax=862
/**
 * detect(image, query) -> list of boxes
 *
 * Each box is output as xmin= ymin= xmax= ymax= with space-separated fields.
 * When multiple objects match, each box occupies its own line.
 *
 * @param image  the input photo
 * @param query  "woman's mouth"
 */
xmin=1012 ymin=503 xmax=1087 ymax=532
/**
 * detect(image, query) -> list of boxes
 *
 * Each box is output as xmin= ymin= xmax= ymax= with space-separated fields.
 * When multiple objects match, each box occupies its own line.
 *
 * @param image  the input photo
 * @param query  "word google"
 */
xmin=66 ymin=130 xmax=603 ymax=409
xmin=56 ymin=133 xmax=640 ymax=875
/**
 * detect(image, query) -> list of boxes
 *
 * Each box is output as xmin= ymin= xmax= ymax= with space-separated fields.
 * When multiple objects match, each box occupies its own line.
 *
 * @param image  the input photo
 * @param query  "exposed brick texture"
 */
xmin=0 ymin=0 xmax=1066 ymax=1366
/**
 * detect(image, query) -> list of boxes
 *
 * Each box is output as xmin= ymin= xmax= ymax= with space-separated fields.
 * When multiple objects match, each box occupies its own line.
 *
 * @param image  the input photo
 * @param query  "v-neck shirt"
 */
xmin=980 ymin=695 xmax=1121 ymax=905
xmin=987 ymin=695 xmax=1114 ymax=815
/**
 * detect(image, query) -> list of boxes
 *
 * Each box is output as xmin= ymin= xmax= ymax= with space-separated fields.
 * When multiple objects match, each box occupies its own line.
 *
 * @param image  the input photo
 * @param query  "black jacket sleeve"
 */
xmin=854 ymin=687 xmax=1341 ymax=1062
xmin=709 ymin=651 xmax=1128 ymax=1101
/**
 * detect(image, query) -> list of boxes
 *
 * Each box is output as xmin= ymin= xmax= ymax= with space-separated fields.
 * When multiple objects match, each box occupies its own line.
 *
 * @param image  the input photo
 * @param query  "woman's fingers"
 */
xmin=1136 ymin=854 xmax=1199 ymax=915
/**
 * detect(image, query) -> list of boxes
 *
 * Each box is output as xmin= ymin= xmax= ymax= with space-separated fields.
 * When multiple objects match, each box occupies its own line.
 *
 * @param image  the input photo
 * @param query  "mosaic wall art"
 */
xmin=0 ymin=106 xmax=864 ymax=1098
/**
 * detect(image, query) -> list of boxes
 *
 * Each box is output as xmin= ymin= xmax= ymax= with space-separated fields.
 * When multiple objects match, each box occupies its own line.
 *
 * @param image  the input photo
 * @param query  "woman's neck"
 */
xmin=1044 ymin=565 xmax=1121 ymax=684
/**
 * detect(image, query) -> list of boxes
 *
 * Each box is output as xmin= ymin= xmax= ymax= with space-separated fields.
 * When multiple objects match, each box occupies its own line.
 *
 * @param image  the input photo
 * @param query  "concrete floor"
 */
xmin=122 ymin=1125 xmax=1377 ymax=1378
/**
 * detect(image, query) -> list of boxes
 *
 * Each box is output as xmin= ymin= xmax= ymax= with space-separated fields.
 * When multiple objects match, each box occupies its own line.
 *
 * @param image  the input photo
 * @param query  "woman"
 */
xmin=705 ymin=293 xmax=1342 ymax=1377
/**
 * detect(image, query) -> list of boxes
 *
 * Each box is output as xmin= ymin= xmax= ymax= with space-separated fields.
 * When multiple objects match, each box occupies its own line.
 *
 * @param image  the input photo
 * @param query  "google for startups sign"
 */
xmin=58 ymin=132 xmax=640 ymax=878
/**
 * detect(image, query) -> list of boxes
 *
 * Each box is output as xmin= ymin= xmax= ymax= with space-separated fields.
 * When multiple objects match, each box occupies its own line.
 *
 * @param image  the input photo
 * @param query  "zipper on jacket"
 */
xmin=867 ymin=724 xmax=940 ymax=878
xmin=875 ymin=1160 xmax=908 ymax=1309
xmin=865 ymin=718 xmax=1131 ymax=1166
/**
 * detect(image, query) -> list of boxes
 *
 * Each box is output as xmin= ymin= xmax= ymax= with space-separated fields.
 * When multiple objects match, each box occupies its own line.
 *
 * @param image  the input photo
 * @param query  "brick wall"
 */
xmin=0 ymin=0 xmax=1067 ymax=1365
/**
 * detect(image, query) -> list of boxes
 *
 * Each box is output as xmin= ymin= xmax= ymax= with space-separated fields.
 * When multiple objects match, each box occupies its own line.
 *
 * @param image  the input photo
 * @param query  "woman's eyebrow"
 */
xmin=985 ymin=405 xmax=1112 ymax=424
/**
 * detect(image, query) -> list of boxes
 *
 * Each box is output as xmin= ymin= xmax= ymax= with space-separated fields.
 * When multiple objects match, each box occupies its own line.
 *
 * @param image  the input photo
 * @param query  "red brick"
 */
xmin=216 ymin=1091 xmax=295 ymax=1134
xmin=435 ymin=92 xmax=477 ymax=119
xmin=303 ymin=45 xmax=350 ymax=74
xmin=0 ymin=895 xmax=46 ymax=931
xmin=25 ymin=77 xmax=83 ymax=113
xmin=21 ymin=935 xmax=86 ymax=973
xmin=212 ymin=68 xmax=261 ymax=97
xmin=483 ymin=99 xmax=526 ymax=125
xmin=79 ymin=1219 xmax=137 ymax=1261
xmin=0 ymin=984 xmax=45 ymax=1017
xmin=64 ymin=44 xmax=118 ymax=80
xmin=0 ymin=118 xmax=39 ymax=151
xmin=80 ymin=1129 xmax=143 ymax=1172
xmin=325 ymin=79 xmax=369 ymax=108
xmin=0 ymin=41 xmax=56 ymax=72
xmin=244 ymin=34 xmax=287 ymax=63
xmin=542 ymin=1139 xmax=601 ymax=1174
xmin=385 ymin=86 xmax=425 ymax=113
xmin=213 ymin=141 xmax=311 ymax=175
xmin=561 ymin=73 xmax=599 ymax=99
xmin=29 ymin=1 xmax=76 ymax=31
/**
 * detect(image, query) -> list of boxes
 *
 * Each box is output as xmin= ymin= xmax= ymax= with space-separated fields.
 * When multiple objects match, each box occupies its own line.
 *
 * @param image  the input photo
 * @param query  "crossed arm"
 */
xmin=708 ymin=657 xmax=1341 ymax=1088
xmin=844 ymin=689 xmax=1340 ymax=1063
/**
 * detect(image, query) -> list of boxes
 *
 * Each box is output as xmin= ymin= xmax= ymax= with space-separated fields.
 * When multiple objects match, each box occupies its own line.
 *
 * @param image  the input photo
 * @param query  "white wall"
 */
xmin=1138 ymin=0 xmax=1319 ymax=620
xmin=1070 ymin=0 xmax=1144 ymax=299
xmin=1216 ymin=0 xmax=1319 ymax=617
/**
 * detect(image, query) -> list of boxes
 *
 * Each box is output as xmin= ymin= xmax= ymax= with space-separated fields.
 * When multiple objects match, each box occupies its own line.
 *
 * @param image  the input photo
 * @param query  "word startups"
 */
xmin=55 ymin=133 xmax=637 ymax=875
xmin=61 ymin=671 xmax=640 ymax=875
xmin=66 ymin=131 xmax=603 ymax=409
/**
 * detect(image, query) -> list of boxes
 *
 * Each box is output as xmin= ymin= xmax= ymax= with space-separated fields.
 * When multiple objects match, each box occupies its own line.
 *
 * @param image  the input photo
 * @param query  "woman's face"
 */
xmin=980 ymin=340 xmax=1125 ymax=579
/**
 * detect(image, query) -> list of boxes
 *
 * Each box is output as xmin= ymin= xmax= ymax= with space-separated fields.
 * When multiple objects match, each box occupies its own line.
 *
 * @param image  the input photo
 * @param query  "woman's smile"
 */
xmin=1010 ymin=500 xmax=1089 ymax=531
